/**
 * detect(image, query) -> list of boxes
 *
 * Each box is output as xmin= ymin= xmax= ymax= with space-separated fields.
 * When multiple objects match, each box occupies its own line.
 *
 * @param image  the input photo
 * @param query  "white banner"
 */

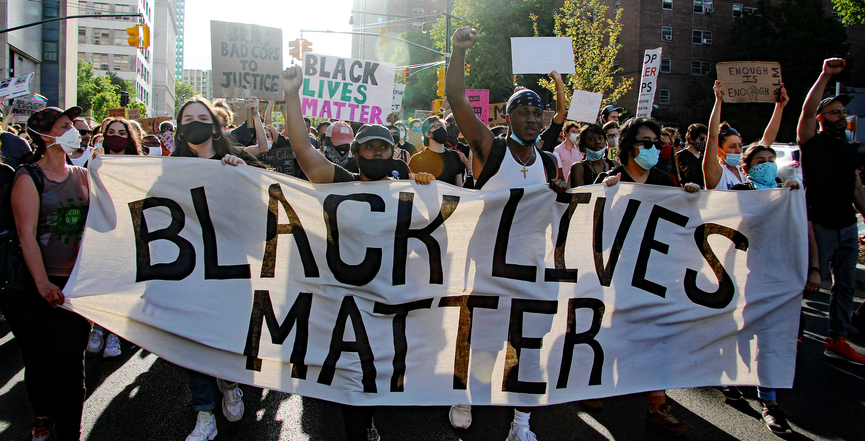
xmin=65 ymin=157 xmax=806 ymax=406
xmin=510 ymin=37 xmax=576 ymax=74
xmin=300 ymin=53 xmax=395 ymax=125
xmin=636 ymin=48 xmax=663 ymax=118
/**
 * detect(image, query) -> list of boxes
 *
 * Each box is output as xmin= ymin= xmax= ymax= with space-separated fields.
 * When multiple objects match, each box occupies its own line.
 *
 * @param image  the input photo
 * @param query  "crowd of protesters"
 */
xmin=0 ymin=25 xmax=863 ymax=441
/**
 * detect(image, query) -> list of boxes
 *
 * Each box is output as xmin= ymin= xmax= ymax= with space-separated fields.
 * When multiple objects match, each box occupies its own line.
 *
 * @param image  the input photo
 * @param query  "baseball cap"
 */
xmin=817 ymin=94 xmax=851 ymax=114
xmin=601 ymin=105 xmax=623 ymax=117
xmin=27 ymin=106 xmax=83 ymax=134
xmin=159 ymin=121 xmax=175 ymax=132
xmin=326 ymin=121 xmax=354 ymax=145
xmin=354 ymin=124 xmax=395 ymax=146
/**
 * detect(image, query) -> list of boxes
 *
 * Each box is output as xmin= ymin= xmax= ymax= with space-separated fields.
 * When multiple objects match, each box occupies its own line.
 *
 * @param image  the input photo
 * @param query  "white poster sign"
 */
xmin=299 ymin=53 xmax=395 ymax=124
xmin=636 ymin=48 xmax=663 ymax=118
xmin=65 ymin=157 xmax=806 ymax=406
xmin=391 ymin=83 xmax=406 ymax=113
xmin=0 ymin=73 xmax=35 ymax=99
xmin=510 ymin=37 xmax=576 ymax=74
xmin=566 ymin=90 xmax=604 ymax=123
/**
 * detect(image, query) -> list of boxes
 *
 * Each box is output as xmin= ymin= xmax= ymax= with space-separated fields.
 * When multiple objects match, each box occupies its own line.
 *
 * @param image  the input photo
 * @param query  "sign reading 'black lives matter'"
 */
xmin=211 ymin=21 xmax=284 ymax=101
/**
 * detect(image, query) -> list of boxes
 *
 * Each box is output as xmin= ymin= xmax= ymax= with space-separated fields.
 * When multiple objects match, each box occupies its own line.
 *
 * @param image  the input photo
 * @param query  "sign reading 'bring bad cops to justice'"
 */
xmin=211 ymin=21 xmax=284 ymax=101
xmin=299 ymin=53 xmax=396 ymax=124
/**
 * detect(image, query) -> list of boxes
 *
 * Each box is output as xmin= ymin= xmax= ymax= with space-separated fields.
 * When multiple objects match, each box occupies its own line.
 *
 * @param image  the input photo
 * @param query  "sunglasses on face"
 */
xmin=633 ymin=140 xmax=665 ymax=150
xmin=821 ymin=109 xmax=850 ymax=117
xmin=79 ymin=129 xmax=91 ymax=136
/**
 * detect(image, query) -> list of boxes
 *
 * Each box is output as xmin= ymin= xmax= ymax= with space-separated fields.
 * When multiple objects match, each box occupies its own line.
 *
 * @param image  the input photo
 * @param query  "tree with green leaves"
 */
xmin=174 ymin=80 xmax=199 ymax=116
xmin=832 ymin=0 xmax=865 ymax=24
xmin=535 ymin=0 xmax=632 ymax=110
xmin=389 ymin=30 xmax=441 ymax=118
xmin=77 ymin=61 xmax=148 ymax=121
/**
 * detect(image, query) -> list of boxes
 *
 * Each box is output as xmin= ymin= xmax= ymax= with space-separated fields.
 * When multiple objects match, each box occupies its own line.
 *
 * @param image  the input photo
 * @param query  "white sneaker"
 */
xmin=185 ymin=411 xmax=217 ymax=441
xmin=217 ymin=379 xmax=245 ymax=422
xmin=103 ymin=333 xmax=121 ymax=357
xmin=449 ymin=405 xmax=472 ymax=429
xmin=506 ymin=422 xmax=538 ymax=441
xmin=86 ymin=329 xmax=104 ymax=353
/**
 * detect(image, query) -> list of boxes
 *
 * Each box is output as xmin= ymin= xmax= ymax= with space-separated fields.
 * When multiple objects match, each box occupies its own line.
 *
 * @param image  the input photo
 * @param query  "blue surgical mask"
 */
xmin=748 ymin=161 xmax=778 ymax=189
xmin=586 ymin=147 xmax=606 ymax=162
xmin=510 ymin=132 xmax=541 ymax=146
xmin=724 ymin=152 xmax=742 ymax=167
xmin=633 ymin=146 xmax=659 ymax=170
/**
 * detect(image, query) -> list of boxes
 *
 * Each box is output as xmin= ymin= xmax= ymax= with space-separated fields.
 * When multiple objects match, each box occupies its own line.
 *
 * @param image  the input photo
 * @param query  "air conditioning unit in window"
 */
xmin=664 ymin=35 xmax=673 ymax=41
xmin=705 ymin=7 xmax=714 ymax=14
xmin=703 ymin=38 xmax=712 ymax=44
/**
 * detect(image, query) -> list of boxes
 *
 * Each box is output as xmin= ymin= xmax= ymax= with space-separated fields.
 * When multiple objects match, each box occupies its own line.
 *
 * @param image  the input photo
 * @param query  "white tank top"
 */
xmin=716 ymin=164 xmax=743 ymax=190
xmin=482 ymin=145 xmax=547 ymax=191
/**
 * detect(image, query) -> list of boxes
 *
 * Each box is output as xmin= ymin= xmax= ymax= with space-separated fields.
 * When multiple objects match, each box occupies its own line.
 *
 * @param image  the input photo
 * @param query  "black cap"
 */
xmin=817 ymin=94 xmax=851 ymax=114
xmin=601 ymin=105 xmax=623 ymax=117
xmin=354 ymin=124 xmax=395 ymax=146
xmin=27 ymin=106 xmax=83 ymax=134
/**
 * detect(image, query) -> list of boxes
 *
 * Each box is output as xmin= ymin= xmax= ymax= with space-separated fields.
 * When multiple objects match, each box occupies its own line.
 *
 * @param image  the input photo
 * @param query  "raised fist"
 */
xmin=453 ymin=27 xmax=478 ymax=50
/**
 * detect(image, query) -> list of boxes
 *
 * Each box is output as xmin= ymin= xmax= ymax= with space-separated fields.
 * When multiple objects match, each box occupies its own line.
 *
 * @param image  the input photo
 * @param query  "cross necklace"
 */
xmin=510 ymin=146 xmax=535 ymax=178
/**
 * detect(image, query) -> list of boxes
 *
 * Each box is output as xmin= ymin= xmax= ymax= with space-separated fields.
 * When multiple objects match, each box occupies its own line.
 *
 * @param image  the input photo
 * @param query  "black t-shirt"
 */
xmin=800 ymin=131 xmax=859 ymax=229
xmin=676 ymin=149 xmax=704 ymax=188
xmin=596 ymin=165 xmax=675 ymax=186
xmin=408 ymin=148 xmax=465 ymax=185
xmin=399 ymin=140 xmax=417 ymax=156
xmin=540 ymin=119 xmax=564 ymax=153
xmin=0 ymin=132 xmax=32 ymax=170
xmin=332 ymin=159 xmax=410 ymax=183
xmin=0 ymin=162 xmax=17 ymax=231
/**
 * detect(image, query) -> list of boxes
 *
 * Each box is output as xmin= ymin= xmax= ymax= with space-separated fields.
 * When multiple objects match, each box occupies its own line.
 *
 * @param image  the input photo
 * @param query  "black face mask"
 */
xmin=358 ymin=156 xmax=395 ymax=180
xmin=431 ymin=127 xmax=449 ymax=144
xmin=446 ymin=124 xmax=460 ymax=145
xmin=179 ymin=121 xmax=214 ymax=145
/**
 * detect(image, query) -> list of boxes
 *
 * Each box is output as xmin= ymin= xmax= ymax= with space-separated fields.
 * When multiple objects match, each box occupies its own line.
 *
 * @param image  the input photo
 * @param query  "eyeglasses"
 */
xmin=821 ymin=109 xmax=850 ymax=117
xmin=429 ymin=123 xmax=444 ymax=131
xmin=633 ymin=140 xmax=665 ymax=150
xmin=78 ymin=129 xmax=91 ymax=136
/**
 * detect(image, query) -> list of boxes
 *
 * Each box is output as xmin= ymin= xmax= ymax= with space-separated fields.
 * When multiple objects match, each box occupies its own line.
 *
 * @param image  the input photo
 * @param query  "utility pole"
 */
xmin=444 ymin=0 xmax=452 ymax=70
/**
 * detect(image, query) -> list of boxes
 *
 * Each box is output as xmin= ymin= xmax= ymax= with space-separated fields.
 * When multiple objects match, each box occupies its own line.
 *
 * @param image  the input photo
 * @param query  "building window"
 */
xmin=692 ymin=29 xmax=713 ymax=44
xmin=78 ymin=52 xmax=86 ymax=62
xmin=662 ymin=0 xmax=673 ymax=9
xmin=42 ymin=42 xmax=58 ymax=61
xmin=114 ymin=55 xmax=130 ymax=71
xmin=93 ymin=28 xmax=110 ymax=45
xmin=78 ymin=27 xmax=86 ymax=43
xmin=615 ymin=0 xmax=621 ymax=8
xmin=115 ymin=4 xmax=133 ymax=20
xmin=662 ymin=26 xmax=673 ymax=41
xmin=93 ymin=2 xmax=110 ymax=17
xmin=659 ymin=89 xmax=671 ymax=105
xmin=733 ymin=3 xmax=743 ymax=18
xmin=693 ymin=0 xmax=713 ymax=14
xmin=691 ymin=60 xmax=711 ymax=76
xmin=412 ymin=22 xmax=424 ymax=30
xmin=115 ymin=30 xmax=128 ymax=45
xmin=93 ymin=53 xmax=109 ymax=70
xmin=613 ymin=59 xmax=620 ymax=70
xmin=413 ymin=7 xmax=424 ymax=15
xmin=661 ymin=57 xmax=671 ymax=73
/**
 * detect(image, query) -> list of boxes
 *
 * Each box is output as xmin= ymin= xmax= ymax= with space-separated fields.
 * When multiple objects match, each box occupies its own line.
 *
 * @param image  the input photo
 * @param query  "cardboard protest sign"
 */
xmin=299 ymin=53 xmax=395 ymax=125
xmin=211 ymin=21 xmax=284 ymax=101
xmin=256 ymin=146 xmax=296 ymax=176
xmin=135 ymin=117 xmax=172 ymax=135
xmin=511 ymin=37 xmax=576 ymax=74
xmin=127 ymin=108 xmax=141 ymax=120
xmin=0 ymin=73 xmax=35 ymax=99
xmin=716 ymin=62 xmax=782 ymax=103
xmin=67 ymin=156 xmax=806 ymax=406
xmin=636 ymin=48 xmax=663 ymax=118
xmin=489 ymin=102 xmax=507 ymax=125
xmin=10 ymin=97 xmax=47 ymax=118
xmin=108 ymin=108 xmax=127 ymax=118
xmin=392 ymin=84 xmax=406 ymax=113
xmin=566 ymin=90 xmax=604 ymax=123
xmin=466 ymin=89 xmax=490 ymax=124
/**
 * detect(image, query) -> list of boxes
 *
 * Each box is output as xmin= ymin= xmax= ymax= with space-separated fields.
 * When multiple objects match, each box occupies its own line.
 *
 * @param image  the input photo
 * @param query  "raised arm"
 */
xmin=552 ymin=71 xmax=566 ymax=124
xmin=760 ymin=85 xmax=788 ymax=146
xmin=445 ymin=27 xmax=493 ymax=175
xmin=703 ymin=80 xmax=724 ymax=189
xmin=264 ymin=100 xmax=274 ymax=127
xmin=243 ymin=97 xmax=270 ymax=156
xmin=798 ymin=58 xmax=845 ymax=144
xmin=281 ymin=66 xmax=336 ymax=183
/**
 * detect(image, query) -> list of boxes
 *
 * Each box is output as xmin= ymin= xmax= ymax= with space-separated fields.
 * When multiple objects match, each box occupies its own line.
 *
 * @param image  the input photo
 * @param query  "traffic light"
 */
xmin=301 ymin=39 xmax=313 ymax=54
xmin=464 ymin=63 xmax=470 ymax=77
xmin=380 ymin=27 xmax=388 ymax=53
xmin=433 ymin=99 xmax=443 ymax=114
xmin=288 ymin=39 xmax=301 ymax=59
xmin=140 ymin=24 xmax=150 ymax=49
xmin=403 ymin=67 xmax=410 ymax=83
xmin=436 ymin=67 xmax=445 ymax=97
xmin=126 ymin=24 xmax=149 ymax=49
xmin=513 ymin=75 xmax=518 ymax=87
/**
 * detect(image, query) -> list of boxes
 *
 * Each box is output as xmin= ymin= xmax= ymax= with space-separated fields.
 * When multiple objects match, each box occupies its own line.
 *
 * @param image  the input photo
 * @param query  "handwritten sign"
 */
xmin=636 ymin=48 xmax=663 ymax=118
xmin=716 ymin=62 xmax=782 ymax=103
xmin=392 ymin=84 xmax=406 ymax=113
xmin=108 ymin=108 xmax=127 ymax=118
xmin=135 ymin=117 xmax=172 ymax=135
xmin=10 ymin=97 xmax=47 ymax=117
xmin=510 ymin=37 xmax=576 ymax=74
xmin=566 ymin=90 xmax=604 ymax=123
xmin=256 ymin=145 xmax=296 ymax=176
xmin=127 ymin=108 xmax=141 ymax=120
xmin=465 ymin=89 xmax=490 ymax=124
xmin=489 ymin=102 xmax=507 ymax=125
xmin=300 ymin=53 xmax=395 ymax=125
xmin=0 ymin=73 xmax=34 ymax=99
xmin=211 ymin=21 xmax=284 ymax=101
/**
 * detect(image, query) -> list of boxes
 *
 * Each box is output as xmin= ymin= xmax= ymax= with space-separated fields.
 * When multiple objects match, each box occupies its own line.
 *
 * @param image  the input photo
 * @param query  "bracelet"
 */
xmin=809 ymin=266 xmax=821 ymax=274
xmin=556 ymin=91 xmax=565 ymax=94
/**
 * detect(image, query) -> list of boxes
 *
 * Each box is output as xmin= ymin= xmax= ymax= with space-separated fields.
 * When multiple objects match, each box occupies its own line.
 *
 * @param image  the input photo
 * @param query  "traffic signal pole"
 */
xmin=0 ymin=14 xmax=142 ymax=34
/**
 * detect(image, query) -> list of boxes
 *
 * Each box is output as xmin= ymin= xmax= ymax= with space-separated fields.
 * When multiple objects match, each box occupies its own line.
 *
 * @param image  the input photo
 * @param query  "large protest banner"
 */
xmin=299 ymin=53 xmax=395 ymax=124
xmin=65 ymin=157 xmax=806 ymax=406
xmin=717 ymin=62 xmax=783 ymax=103
xmin=211 ymin=21 xmax=284 ymax=101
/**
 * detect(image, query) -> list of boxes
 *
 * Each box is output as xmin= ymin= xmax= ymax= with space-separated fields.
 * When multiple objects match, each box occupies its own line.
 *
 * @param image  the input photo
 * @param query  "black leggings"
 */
xmin=0 ymin=275 xmax=91 ymax=441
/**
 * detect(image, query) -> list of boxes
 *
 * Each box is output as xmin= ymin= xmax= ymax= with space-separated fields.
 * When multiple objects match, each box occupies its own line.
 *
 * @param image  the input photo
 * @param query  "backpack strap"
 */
xmin=19 ymin=164 xmax=45 ymax=195
xmin=538 ymin=148 xmax=556 ymax=183
xmin=473 ymin=137 xmax=507 ymax=189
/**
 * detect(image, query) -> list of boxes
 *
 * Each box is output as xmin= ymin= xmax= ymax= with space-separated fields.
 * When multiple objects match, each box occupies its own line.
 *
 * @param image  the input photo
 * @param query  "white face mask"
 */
xmin=267 ymin=140 xmax=274 ymax=150
xmin=32 ymin=127 xmax=81 ymax=154
xmin=607 ymin=136 xmax=619 ymax=147
xmin=94 ymin=141 xmax=103 ymax=151
xmin=569 ymin=133 xmax=578 ymax=143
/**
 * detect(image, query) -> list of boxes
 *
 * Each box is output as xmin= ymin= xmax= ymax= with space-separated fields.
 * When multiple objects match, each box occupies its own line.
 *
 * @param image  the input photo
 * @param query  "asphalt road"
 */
xmin=1 ymin=286 xmax=864 ymax=441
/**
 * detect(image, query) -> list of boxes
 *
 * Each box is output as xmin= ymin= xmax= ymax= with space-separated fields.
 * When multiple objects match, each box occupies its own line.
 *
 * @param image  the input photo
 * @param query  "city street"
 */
xmin=1 ymin=278 xmax=864 ymax=441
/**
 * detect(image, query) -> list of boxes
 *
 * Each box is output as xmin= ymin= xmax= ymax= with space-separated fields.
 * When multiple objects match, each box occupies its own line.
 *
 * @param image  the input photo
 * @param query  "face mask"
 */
xmin=748 ymin=161 xmax=778 ymax=189
xmin=723 ymin=151 xmax=742 ymax=167
xmin=178 ymin=121 xmax=214 ymax=145
xmin=94 ymin=141 xmax=103 ymax=151
xmin=390 ymin=132 xmax=400 ymax=144
xmin=358 ymin=156 xmax=395 ymax=180
xmin=267 ymin=140 xmax=274 ymax=150
xmin=431 ymin=127 xmax=448 ymax=144
xmin=569 ymin=133 xmax=578 ymax=143
xmin=586 ymin=147 xmax=606 ymax=162
xmin=412 ymin=127 xmax=421 ymax=132
xmin=607 ymin=136 xmax=618 ymax=147
xmin=693 ymin=140 xmax=707 ymax=153
xmin=510 ymin=132 xmax=541 ymax=146
xmin=633 ymin=146 xmax=659 ymax=170
xmin=33 ymin=127 xmax=81 ymax=154
xmin=446 ymin=124 xmax=460 ymax=145
xmin=104 ymin=135 xmax=130 ymax=153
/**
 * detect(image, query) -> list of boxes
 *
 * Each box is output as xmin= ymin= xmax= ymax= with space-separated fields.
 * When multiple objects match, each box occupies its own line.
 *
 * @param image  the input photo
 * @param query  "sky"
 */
xmin=182 ymin=0 xmax=356 ymax=70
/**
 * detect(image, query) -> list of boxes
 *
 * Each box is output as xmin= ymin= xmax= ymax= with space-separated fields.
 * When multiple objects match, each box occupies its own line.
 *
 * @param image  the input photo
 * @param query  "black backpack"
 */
xmin=473 ymin=136 xmax=557 ymax=190
xmin=0 ymin=164 xmax=45 ymax=292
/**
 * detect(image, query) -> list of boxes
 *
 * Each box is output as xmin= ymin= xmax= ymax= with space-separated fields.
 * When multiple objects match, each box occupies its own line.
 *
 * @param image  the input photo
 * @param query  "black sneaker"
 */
xmin=761 ymin=405 xmax=793 ymax=435
xmin=718 ymin=386 xmax=744 ymax=402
